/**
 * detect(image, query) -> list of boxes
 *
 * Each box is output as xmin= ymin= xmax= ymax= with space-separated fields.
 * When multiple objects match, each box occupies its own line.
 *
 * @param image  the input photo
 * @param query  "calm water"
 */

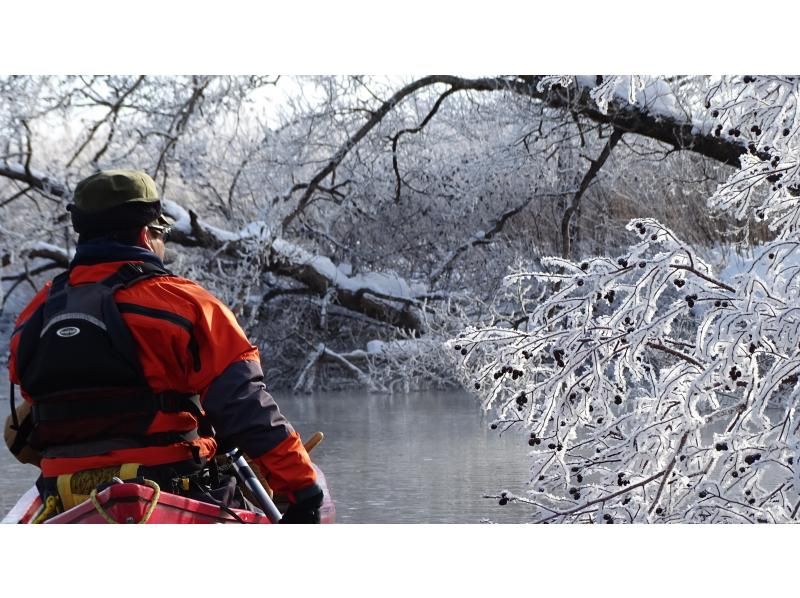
xmin=0 ymin=379 xmax=534 ymax=523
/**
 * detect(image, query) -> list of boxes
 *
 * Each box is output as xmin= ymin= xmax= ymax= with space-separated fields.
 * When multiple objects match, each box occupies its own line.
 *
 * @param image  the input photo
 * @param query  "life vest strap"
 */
xmin=32 ymin=389 xmax=203 ymax=424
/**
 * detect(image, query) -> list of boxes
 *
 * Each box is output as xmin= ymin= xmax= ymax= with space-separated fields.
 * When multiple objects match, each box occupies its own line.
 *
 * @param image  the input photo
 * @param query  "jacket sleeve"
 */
xmin=201 ymin=359 xmax=319 ymax=500
xmin=183 ymin=283 xmax=320 ymax=500
xmin=7 ymin=284 xmax=50 ymax=388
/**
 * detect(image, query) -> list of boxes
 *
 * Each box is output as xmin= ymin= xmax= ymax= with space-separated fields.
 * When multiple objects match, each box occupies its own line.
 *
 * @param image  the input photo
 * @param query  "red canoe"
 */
xmin=2 ymin=464 xmax=335 ymax=524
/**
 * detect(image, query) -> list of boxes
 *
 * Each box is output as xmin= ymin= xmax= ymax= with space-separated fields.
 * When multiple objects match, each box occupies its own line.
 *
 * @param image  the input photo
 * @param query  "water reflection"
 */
xmin=276 ymin=390 xmax=533 ymax=523
xmin=0 ymin=382 xmax=534 ymax=523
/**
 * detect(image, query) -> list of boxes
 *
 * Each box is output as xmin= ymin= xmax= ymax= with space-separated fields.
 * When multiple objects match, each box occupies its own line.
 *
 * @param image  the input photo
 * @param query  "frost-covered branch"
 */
xmin=560 ymin=127 xmax=623 ymax=258
xmin=0 ymin=163 xmax=68 ymax=199
xmin=430 ymin=196 xmax=534 ymax=286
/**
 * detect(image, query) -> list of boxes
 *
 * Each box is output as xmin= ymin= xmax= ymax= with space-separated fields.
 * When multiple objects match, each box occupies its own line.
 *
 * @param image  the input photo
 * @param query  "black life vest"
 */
xmin=13 ymin=262 xmax=204 ymax=454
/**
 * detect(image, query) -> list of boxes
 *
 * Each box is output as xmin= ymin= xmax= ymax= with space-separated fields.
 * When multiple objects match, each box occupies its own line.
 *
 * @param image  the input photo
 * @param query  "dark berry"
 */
xmin=576 ymin=474 xmax=583 ymax=483
xmin=461 ymin=348 xmax=468 ymax=356
xmin=528 ymin=438 xmax=536 ymax=446
xmin=651 ymin=234 xmax=658 ymax=241
xmin=453 ymin=345 xmax=461 ymax=351
xmin=655 ymin=507 xmax=663 ymax=515
xmin=580 ymin=262 xmax=589 ymax=270
xmin=475 ymin=383 xmax=481 ymax=390
xmin=548 ymin=443 xmax=556 ymax=450
xmin=614 ymin=395 xmax=622 ymax=405
xmin=639 ymin=261 xmax=646 ymax=268
xmin=499 ymin=497 xmax=508 ymax=505
xmin=490 ymin=423 xmax=497 ymax=430
xmin=699 ymin=490 xmax=707 ymax=498
xmin=603 ymin=513 xmax=612 ymax=521
xmin=539 ymin=475 xmax=545 ymax=481
xmin=577 ymin=279 xmax=584 ymax=287
xmin=674 ymin=279 xmax=685 ymax=288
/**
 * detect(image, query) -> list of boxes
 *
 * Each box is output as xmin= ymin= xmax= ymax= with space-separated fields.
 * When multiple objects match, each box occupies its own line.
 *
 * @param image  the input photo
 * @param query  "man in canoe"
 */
xmin=5 ymin=169 xmax=323 ymax=523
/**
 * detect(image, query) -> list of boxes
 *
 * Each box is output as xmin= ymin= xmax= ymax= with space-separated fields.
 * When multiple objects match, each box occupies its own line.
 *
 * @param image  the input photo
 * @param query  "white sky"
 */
xmin=4 ymin=1 xmax=800 ymax=74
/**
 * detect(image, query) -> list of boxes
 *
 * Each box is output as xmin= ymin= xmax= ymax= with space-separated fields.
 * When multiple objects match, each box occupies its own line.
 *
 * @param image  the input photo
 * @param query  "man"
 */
xmin=6 ymin=169 xmax=323 ymax=523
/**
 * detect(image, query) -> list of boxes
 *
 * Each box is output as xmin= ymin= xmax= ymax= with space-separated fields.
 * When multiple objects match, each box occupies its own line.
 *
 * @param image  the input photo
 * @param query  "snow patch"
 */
xmin=272 ymin=238 xmax=428 ymax=300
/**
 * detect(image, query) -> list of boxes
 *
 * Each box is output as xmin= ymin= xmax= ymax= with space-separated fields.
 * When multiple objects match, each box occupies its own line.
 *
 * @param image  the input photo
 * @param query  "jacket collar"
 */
xmin=70 ymin=239 xmax=166 ymax=269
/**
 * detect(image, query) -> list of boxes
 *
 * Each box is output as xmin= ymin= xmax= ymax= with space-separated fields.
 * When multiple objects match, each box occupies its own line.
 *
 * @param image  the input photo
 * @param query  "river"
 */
xmin=0 ymin=381 xmax=534 ymax=523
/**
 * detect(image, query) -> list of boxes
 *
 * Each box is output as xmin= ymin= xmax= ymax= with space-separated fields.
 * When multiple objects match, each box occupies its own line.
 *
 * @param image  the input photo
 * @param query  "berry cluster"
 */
xmin=493 ymin=365 xmax=524 ymax=380
xmin=743 ymin=453 xmax=761 ymax=465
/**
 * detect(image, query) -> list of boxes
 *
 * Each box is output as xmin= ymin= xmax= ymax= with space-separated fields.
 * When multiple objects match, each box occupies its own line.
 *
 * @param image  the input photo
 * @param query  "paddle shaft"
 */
xmin=227 ymin=451 xmax=283 ymax=523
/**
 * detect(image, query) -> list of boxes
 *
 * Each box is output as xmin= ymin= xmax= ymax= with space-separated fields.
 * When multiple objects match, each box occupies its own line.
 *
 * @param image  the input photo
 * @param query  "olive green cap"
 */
xmin=68 ymin=169 xmax=165 ymax=235
xmin=73 ymin=169 xmax=159 ymax=213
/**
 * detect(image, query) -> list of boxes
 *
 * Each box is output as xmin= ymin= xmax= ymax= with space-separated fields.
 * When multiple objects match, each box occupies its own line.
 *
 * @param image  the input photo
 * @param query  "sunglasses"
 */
xmin=147 ymin=223 xmax=172 ymax=240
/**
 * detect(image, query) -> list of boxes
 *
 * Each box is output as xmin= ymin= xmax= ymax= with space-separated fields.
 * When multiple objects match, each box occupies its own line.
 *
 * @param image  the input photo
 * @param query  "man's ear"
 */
xmin=137 ymin=226 xmax=154 ymax=252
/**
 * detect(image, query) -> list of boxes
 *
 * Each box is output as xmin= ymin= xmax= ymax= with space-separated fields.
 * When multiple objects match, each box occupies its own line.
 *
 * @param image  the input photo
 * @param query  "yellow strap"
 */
xmin=56 ymin=474 xmax=78 ymax=511
xmin=120 ymin=463 xmax=140 ymax=480
xmin=32 ymin=496 xmax=61 ymax=524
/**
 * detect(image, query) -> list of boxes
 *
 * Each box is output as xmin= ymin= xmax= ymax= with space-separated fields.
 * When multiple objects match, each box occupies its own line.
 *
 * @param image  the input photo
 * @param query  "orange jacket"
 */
xmin=9 ymin=251 xmax=317 ymax=500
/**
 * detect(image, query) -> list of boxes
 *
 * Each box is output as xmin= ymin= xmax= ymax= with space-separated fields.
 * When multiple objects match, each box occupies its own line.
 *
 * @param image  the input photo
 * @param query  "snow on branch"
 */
xmin=454 ymin=217 xmax=800 ymax=523
xmin=293 ymin=338 xmax=444 ymax=393
xmin=275 ymin=75 xmax=747 ymax=238
xmin=269 ymin=238 xmax=428 ymax=333
xmin=0 ymin=162 xmax=69 ymax=199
